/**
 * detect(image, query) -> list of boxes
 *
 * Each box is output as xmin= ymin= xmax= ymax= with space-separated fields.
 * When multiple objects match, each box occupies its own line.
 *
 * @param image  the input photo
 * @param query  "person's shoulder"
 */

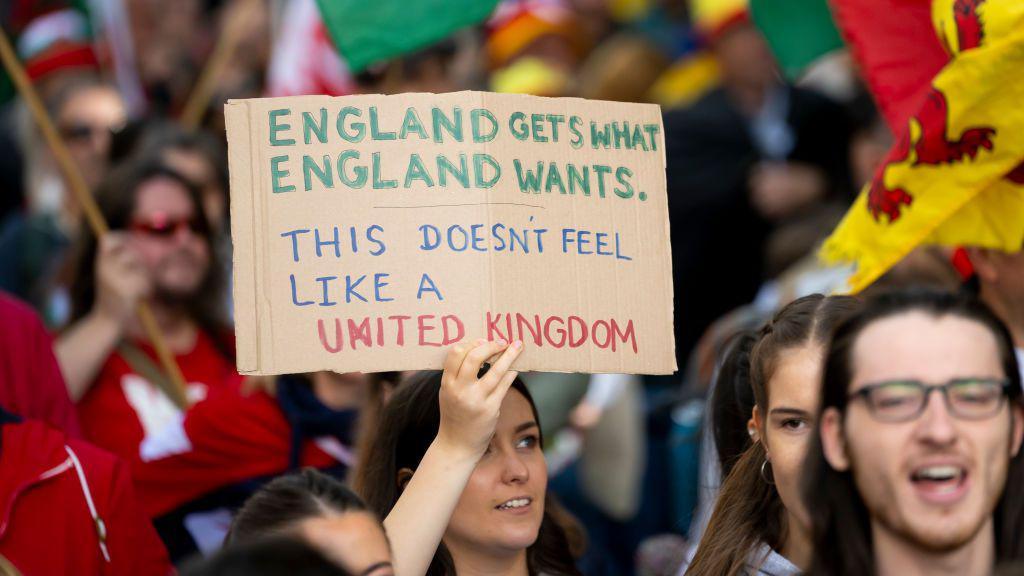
xmin=788 ymin=85 xmax=847 ymax=119
xmin=0 ymin=291 xmax=41 ymax=326
xmin=66 ymin=435 xmax=125 ymax=478
xmin=746 ymin=543 xmax=801 ymax=576
xmin=664 ymin=88 xmax=732 ymax=125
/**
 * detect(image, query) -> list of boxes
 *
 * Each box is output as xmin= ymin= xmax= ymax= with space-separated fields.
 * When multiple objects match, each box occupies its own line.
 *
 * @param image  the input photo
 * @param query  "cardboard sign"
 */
xmin=226 ymin=91 xmax=675 ymax=375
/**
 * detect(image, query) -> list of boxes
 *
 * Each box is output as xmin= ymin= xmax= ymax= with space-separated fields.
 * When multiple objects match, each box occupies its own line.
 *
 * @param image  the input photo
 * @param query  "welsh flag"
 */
xmin=819 ymin=0 xmax=1024 ymax=292
xmin=314 ymin=0 xmax=501 ymax=73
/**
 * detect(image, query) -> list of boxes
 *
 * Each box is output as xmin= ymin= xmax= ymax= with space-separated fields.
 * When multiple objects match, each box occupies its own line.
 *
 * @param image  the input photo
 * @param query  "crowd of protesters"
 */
xmin=1 ymin=0 xmax=1023 ymax=575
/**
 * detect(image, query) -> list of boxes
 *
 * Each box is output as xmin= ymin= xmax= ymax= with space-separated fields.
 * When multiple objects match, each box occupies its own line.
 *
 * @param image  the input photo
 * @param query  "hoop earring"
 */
xmin=760 ymin=459 xmax=775 ymax=485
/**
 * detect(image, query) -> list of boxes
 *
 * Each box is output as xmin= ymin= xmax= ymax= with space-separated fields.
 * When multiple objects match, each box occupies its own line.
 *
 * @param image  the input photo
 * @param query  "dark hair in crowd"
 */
xmin=68 ymin=155 xmax=232 ymax=359
xmin=804 ymin=288 xmax=1024 ymax=575
xmin=229 ymin=469 xmax=368 ymax=543
xmin=354 ymin=370 xmax=581 ymax=576
xmin=711 ymin=330 xmax=758 ymax=477
xmin=688 ymin=294 xmax=861 ymax=576
xmin=182 ymin=536 xmax=351 ymax=576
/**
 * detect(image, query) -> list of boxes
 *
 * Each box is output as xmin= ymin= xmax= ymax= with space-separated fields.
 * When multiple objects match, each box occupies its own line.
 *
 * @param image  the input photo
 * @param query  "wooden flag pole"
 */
xmin=180 ymin=0 xmax=259 ymax=129
xmin=0 ymin=26 xmax=190 ymax=409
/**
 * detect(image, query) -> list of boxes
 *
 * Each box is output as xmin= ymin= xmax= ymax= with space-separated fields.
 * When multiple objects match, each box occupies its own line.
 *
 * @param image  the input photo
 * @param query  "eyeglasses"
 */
xmin=849 ymin=378 xmax=1012 ymax=422
xmin=130 ymin=213 xmax=208 ymax=239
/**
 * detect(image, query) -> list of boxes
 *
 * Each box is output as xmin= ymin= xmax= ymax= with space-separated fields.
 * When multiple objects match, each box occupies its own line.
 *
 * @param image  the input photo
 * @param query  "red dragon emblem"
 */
xmin=867 ymin=88 xmax=996 ymax=222
xmin=868 ymin=0 xmax=1024 ymax=222
xmin=953 ymin=0 xmax=986 ymax=51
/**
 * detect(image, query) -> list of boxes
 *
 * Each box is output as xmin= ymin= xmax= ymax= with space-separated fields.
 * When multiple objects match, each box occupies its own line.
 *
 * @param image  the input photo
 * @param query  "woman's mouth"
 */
xmin=495 ymin=497 xmax=533 ymax=513
xmin=910 ymin=464 xmax=969 ymax=504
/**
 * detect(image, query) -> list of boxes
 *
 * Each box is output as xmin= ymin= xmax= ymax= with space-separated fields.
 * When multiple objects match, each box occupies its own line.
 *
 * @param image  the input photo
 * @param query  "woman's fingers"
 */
xmin=480 ymin=340 xmax=523 ymax=393
xmin=441 ymin=341 xmax=474 ymax=386
xmin=456 ymin=339 xmax=509 ymax=384
xmin=491 ymin=370 xmax=520 ymax=404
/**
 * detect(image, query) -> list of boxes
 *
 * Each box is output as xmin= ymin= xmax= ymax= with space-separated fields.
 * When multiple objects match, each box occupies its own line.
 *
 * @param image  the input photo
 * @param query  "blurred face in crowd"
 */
xmin=57 ymin=85 xmax=126 ymax=189
xmin=311 ymin=372 xmax=369 ymax=411
xmin=443 ymin=389 xmax=546 ymax=562
xmin=713 ymin=23 xmax=777 ymax=97
xmin=301 ymin=512 xmax=394 ymax=576
xmin=129 ymin=176 xmax=210 ymax=302
xmin=970 ymin=248 xmax=1024 ymax=347
xmin=821 ymin=312 xmax=1023 ymax=552
xmin=753 ymin=344 xmax=824 ymax=533
xmin=163 ymin=148 xmax=227 ymax=231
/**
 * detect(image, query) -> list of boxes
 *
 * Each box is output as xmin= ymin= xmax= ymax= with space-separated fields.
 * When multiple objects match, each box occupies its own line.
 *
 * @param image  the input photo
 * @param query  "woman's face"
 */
xmin=130 ymin=176 xmax=210 ymax=299
xmin=443 ymin=389 xmax=547 ymax=558
xmin=754 ymin=344 xmax=824 ymax=531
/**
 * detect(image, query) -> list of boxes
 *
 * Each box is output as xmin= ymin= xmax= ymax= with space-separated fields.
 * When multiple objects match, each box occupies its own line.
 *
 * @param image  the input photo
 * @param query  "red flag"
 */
xmin=828 ymin=0 xmax=949 ymax=132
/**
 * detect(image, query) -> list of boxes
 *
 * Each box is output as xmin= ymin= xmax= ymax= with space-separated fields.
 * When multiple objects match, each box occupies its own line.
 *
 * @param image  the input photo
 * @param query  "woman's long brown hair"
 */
xmin=353 ymin=370 xmax=581 ymax=576
xmin=687 ymin=294 xmax=860 ymax=576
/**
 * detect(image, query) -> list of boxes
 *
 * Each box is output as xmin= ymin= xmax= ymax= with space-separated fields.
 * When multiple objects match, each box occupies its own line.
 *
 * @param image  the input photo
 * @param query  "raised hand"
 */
xmin=93 ymin=232 xmax=153 ymax=327
xmin=436 ymin=338 xmax=523 ymax=460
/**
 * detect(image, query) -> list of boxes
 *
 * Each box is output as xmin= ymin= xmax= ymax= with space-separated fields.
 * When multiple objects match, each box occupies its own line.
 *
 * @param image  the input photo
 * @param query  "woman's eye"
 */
xmin=517 ymin=435 xmax=538 ymax=449
xmin=781 ymin=419 xmax=806 ymax=431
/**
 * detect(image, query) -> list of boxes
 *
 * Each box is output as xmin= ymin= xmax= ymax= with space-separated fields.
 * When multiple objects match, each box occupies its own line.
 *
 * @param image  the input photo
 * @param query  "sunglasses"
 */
xmin=849 ymin=378 xmax=1012 ymax=422
xmin=130 ymin=213 xmax=208 ymax=239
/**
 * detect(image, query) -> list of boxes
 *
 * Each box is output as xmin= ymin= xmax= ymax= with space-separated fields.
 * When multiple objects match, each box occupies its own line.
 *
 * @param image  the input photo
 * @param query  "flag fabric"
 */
xmin=822 ymin=0 xmax=1024 ymax=293
xmin=749 ymin=0 xmax=845 ymax=81
xmin=314 ymin=0 xmax=500 ymax=73
xmin=266 ymin=0 xmax=354 ymax=97
xmin=827 ymin=0 xmax=948 ymax=134
xmin=688 ymin=0 xmax=748 ymax=40
xmin=1 ymin=1 xmax=92 ymax=103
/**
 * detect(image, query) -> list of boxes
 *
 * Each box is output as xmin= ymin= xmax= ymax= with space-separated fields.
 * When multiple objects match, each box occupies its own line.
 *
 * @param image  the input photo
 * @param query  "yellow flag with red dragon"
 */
xmin=822 ymin=0 xmax=1024 ymax=293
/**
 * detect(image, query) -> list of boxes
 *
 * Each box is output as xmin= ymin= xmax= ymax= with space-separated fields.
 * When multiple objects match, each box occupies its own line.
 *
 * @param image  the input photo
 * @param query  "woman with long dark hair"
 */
xmin=686 ymin=295 xmax=860 ymax=576
xmin=354 ymin=339 xmax=580 ymax=576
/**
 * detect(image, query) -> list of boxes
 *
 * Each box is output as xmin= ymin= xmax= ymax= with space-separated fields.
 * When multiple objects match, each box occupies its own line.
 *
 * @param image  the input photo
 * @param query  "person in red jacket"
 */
xmin=133 ymin=372 xmax=381 ymax=562
xmin=0 ymin=291 xmax=81 ymax=436
xmin=0 ymin=406 xmax=172 ymax=575
xmin=55 ymin=156 xmax=241 ymax=462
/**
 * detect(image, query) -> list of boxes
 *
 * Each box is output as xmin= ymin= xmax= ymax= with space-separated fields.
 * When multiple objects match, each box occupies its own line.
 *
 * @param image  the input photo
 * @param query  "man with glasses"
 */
xmin=804 ymin=289 xmax=1024 ymax=575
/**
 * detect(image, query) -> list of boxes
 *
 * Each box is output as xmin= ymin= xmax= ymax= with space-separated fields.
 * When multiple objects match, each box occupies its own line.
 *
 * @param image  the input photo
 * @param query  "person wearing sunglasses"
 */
xmin=55 ymin=155 xmax=239 ymax=463
xmin=804 ymin=289 xmax=1024 ymax=575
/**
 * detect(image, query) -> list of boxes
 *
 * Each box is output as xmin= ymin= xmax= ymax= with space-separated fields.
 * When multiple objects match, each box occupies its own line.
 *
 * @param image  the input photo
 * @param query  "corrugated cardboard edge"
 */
xmin=225 ymin=100 xmax=260 ymax=374
xmin=656 ymin=101 xmax=677 ymax=373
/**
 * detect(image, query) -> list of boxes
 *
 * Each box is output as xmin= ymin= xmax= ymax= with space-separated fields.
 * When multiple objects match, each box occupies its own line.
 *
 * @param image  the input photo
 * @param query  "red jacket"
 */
xmin=0 ymin=291 xmax=81 ymax=436
xmin=0 ymin=414 xmax=172 ymax=575
xmin=77 ymin=330 xmax=242 ymax=462
xmin=132 ymin=386 xmax=347 ymax=518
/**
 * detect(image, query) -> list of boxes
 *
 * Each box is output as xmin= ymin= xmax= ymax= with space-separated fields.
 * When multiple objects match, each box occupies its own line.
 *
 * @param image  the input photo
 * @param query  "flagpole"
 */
xmin=0 ymin=26 xmax=191 ymax=409
xmin=180 ymin=0 xmax=260 ymax=129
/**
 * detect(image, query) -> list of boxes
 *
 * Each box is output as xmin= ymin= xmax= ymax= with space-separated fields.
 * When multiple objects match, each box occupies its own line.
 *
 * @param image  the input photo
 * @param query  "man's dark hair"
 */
xmin=181 ymin=536 xmax=351 ymax=576
xmin=804 ymin=288 xmax=1024 ymax=575
xmin=229 ymin=468 xmax=368 ymax=543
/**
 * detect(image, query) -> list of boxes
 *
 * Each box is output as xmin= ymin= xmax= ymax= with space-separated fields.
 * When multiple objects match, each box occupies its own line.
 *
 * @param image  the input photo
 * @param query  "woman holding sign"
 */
xmin=355 ymin=339 xmax=581 ymax=576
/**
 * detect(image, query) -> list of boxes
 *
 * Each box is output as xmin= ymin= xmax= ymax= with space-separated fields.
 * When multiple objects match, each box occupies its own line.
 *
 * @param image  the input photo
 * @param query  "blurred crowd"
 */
xmin=1 ymin=0 xmax=1023 ymax=575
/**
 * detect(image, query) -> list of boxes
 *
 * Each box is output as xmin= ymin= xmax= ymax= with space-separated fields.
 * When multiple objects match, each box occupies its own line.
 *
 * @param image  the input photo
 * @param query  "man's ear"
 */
xmin=396 ymin=468 xmax=414 ymax=492
xmin=820 ymin=407 xmax=850 ymax=472
xmin=966 ymin=247 xmax=998 ymax=284
xmin=1011 ymin=403 xmax=1024 ymax=458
